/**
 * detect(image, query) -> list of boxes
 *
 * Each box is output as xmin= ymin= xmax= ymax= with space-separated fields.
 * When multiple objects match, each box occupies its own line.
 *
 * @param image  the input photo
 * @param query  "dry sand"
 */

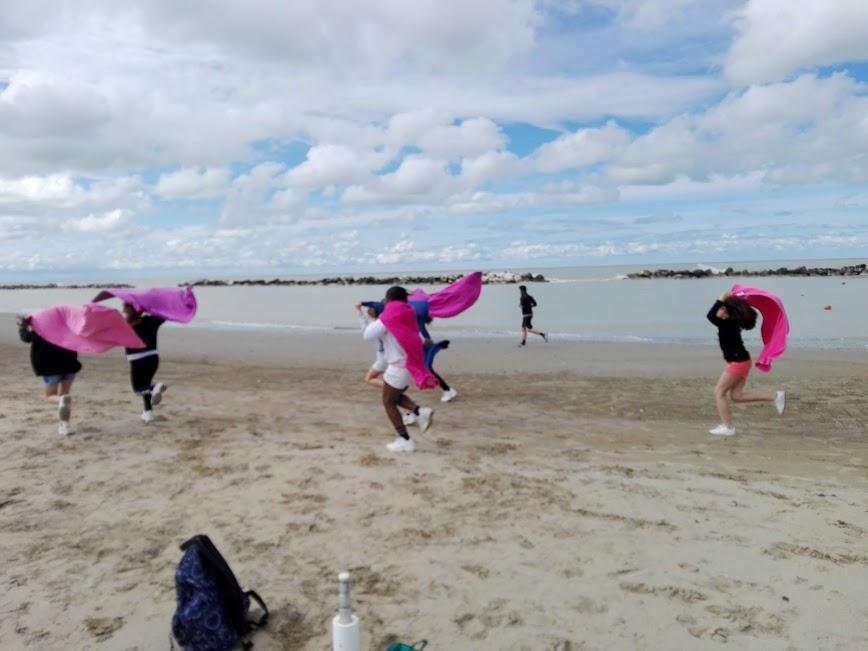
xmin=1 ymin=330 xmax=866 ymax=650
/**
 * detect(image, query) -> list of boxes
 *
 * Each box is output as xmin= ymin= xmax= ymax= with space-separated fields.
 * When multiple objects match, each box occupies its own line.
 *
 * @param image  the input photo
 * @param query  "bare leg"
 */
xmin=365 ymin=369 xmax=385 ymax=389
xmin=527 ymin=327 xmax=545 ymax=337
xmin=713 ymin=370 xmax=742 ymax=427
xmin=520 ymin=327 xmax=527 ymax=344
xmin=382 ymin=383 xmax=417 ymax=430
xmin=58 ymin=379 xmax=74 ymax=397
xmin=44 ymin=383 xmax=60 ymax=401
xmin=730 ymin=379 xmax=774 ymax=403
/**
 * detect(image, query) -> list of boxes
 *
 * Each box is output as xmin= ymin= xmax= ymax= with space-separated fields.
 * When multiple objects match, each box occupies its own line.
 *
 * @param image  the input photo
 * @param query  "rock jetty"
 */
xmin=185 ymin=271 xmax=545 ymax=287
xmin=627 ymin=263 xmax=867 ymax=279
xmin=0 ymin=283 xmax=134 ymax=290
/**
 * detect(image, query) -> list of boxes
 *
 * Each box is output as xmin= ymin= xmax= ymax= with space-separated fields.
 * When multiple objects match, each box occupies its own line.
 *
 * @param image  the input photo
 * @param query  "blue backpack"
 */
xmin=171 ymin=535 xmax=268 ymax=651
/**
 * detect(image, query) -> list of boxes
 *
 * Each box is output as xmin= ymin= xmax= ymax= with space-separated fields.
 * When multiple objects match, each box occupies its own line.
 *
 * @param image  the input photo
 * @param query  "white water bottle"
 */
xmin=331 ymin=572 xmax=361 ymax=651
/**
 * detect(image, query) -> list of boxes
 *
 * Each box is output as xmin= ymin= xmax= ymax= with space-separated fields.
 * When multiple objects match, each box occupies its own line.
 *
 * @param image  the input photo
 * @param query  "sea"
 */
xmin=1 ymin=259 xmax=865 ymax=350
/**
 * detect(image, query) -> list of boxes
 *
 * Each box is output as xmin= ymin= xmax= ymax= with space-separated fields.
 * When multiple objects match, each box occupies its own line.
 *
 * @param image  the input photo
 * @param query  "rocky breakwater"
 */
xmin=186 ymin=271 xmax=546 ymax=287
xmin=0 ymin=282 xmax=134 ymax=290
xmin=627 ymin=263 xmax=868 ymax=279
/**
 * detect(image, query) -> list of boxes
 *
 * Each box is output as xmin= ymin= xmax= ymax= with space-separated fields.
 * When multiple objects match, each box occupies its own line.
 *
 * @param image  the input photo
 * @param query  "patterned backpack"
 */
xmin=171 ymin=534 xmax=268 ymax=651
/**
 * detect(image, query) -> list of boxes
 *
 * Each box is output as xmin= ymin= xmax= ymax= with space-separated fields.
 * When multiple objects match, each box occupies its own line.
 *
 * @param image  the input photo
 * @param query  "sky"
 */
xmin=0 ymin=0 xmax=867 ymax=278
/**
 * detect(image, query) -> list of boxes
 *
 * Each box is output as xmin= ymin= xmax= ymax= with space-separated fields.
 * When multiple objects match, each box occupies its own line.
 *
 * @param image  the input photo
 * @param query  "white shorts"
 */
xmin=370 ymin=357 xmax=387 ymax=373
xmin=383 ymin=365 xmax=411 ymax=390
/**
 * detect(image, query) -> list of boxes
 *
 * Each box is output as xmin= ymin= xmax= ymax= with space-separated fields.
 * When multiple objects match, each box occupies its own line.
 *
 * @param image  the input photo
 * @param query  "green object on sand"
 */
xmin=385 ymin=641 xmax=427 ymax=651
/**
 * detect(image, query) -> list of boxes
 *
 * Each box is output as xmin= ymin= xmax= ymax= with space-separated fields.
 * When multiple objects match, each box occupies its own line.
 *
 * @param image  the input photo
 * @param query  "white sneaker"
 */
xmin=141 ymin=410 xmax=156 ymax=424
xmin=441 ymin=388 xmax=458 ymax=403
xmin=417 ymin=407 xmax=434 ymax=433
xmin=386 ymin=436 xmax=417 ymax=452
xmin=58 ymin=395 xmax=72 ymax=421
xmin=402 ymin=412 xmax=418 ymax=426
xmin=58 ymin=421 xmax=75 ymax=436
xmin=151 ymin=383 xmax=167 ymax=407
xmin=709 ymin=424 xmax=736 ymax=436
xmin=774 ymin=390 xmax=786 ymax=415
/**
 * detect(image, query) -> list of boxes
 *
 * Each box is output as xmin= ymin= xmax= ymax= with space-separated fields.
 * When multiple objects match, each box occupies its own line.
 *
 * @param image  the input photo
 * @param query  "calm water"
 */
xmin=1 ymin=260 xmax=865 ymax=349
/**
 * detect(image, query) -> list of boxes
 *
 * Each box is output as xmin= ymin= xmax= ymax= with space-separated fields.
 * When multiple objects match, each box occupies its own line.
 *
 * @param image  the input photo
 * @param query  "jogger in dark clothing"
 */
xmin=123 ymin=304 xmax=167 ymax=424
xmin=518 ymin=285 xmax=547 ymax=346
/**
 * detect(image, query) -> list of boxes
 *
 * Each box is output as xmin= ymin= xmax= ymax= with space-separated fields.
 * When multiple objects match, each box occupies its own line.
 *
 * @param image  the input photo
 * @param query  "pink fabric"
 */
xmin=379 ymin=301 xmax=439 ymax=390
xmin=731 ymin=284 xmax=789 ymax=373
xmin=92 ymin=286 xmax=197 ymax=323
xmin=409 ymin=271 xmax=483 ymax=318
xmin=30 ymin=304 xmax=145 ymax=353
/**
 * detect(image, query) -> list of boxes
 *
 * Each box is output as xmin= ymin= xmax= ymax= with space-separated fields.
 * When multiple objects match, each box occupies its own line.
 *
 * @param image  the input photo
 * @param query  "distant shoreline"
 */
xmin=627 ymin=262 xmax=867 ymax=279
xmin=0 ymin=271 xmax=546 ymax=290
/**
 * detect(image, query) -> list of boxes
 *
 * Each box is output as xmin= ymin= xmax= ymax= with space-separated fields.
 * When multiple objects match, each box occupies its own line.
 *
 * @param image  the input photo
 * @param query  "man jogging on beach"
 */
xmin=519 ymin=285 xmax=548 ymax=346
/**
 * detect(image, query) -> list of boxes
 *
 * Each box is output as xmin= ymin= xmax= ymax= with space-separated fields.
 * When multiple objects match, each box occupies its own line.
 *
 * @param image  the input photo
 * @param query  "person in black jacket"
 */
xmin=518 ymin=285 xmax=547 ymax=346
xmin=123 ymin=304 xmax=167 ymax=424
xmin=707 ymin=291 xmax=785 ymax=437
xmin=17 ymin=315 xmax=81 ymax=436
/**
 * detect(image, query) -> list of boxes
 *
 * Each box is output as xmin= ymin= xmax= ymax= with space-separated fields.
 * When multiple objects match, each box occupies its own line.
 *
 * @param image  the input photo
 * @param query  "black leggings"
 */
xmin=130 ymin=356 xmax=159 ymax=394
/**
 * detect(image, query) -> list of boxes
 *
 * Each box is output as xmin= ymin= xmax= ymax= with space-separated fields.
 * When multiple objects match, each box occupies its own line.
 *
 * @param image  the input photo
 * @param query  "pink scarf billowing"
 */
xmin=30 ymin=304 xmax=145 ymax=353
xmin=92 ymin=286 xmax=197 ymax=323
xmin=380 ymin=301 xmax=439 ymax=390
xmin=731 ymin=284 xmax=789 ymax=373
xmin=409 ymin=271 xmax=482 ymax=318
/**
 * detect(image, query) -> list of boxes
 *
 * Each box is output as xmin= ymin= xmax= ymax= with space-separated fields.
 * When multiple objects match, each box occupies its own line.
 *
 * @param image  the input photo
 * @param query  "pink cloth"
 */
xmin=409 ymin=272 xmax=483 ymax=318
xmin=30 ymin=304 xmax=145 ymax=353
xmin=731 ymin=284 xmax=789 ymax=373
xmin=92 ymin=286 xmax=197 ymax=323
xmin=380 ymin=301 xmax=439 ymax=390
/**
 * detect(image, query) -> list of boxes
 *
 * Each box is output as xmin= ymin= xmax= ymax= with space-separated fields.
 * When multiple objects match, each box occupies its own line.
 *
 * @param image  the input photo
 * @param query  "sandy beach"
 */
xmin=1 ymin=328 xmax=866 ymax=650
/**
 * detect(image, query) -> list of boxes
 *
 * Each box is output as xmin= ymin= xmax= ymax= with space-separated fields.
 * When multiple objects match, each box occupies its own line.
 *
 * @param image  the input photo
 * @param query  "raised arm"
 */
xmin=707 ymin=291 xmax=731 ymax=326
xmin=363 ymin=318 xmax=387 ymax=341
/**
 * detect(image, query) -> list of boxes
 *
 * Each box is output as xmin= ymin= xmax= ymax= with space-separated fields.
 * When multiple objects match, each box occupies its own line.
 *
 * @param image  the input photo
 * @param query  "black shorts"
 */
xmin=521 ymin=315 xmax=533 ymax=329
xmin=130 ymin=355 xmax=159 ymax=393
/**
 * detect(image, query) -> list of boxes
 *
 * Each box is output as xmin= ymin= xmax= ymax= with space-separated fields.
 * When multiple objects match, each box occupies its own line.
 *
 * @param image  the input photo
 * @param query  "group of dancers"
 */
xmin=16 ymin=274 xmax=789 ymax=443
xmin=17 ymin=304 xmax=167 ymax=436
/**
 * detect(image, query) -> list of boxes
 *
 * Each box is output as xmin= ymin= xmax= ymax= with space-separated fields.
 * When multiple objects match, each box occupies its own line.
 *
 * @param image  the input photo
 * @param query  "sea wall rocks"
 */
xmin=0 ymin=283 xmax=134 ymax=290
xmin=185 ymin=271 xmax=547 ymax=287
xmin=627 ymin=263 xmax=867 ymax=279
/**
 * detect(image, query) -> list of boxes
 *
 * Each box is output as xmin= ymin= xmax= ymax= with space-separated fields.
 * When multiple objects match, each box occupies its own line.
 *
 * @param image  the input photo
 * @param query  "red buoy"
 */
xmin=823 ymin=304 xmax=832 ymax=311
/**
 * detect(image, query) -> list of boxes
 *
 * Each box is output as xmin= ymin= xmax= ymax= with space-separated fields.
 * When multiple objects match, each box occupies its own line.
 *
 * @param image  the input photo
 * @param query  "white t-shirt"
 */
xmin=362 ymin=317 xmax=406 ymax=368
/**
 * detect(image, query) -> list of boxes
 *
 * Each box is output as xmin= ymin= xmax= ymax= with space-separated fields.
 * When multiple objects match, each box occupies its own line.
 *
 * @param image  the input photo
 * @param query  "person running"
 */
xmin=123 ymin=303 xmax=167 ymax=424
xmin=362 ymin=286 xmax=433 ymax=453
xmin=356 ymin=303 xmax=387 ymax=389
xmin=518 ymin=285 xmax=547 ymax=346
xmin=17 ymin=315 xmax=81 ymax=436
xmin=423 ymin=316 xmax=457 ymax=402
xmin=707 ymin=291 xmax=785 ymax=436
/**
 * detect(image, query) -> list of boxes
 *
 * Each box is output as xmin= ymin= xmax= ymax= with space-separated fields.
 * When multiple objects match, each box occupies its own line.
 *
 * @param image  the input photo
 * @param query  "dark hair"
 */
xmin=385 ymin=286 xmax=408 ymax=303
xmin=519 ymin=285 xmax=527 ymax=292
xmin=723 ymin=296 xmax=757 ymax=330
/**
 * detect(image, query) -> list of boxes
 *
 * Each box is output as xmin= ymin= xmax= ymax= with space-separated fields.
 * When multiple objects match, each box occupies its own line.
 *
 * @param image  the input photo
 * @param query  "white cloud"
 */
xmin=534 ymin=121 xmax=631 ymax=173
xmin=156 ymin=167 xmax=230 ymax=200
xmin=726 ymin=0 xmax=868 ymax=84
xmin=343 ymin=156 xmax=453 ymax=203
xmin=459 ymin=150 xmax=525 ymax=187
xmin=417 ymin=118 xmax=507 ymax=159
xmin=61 ymin=209 xmax=133 ymax=233
xmin=285 ymin=144 xmax=377 ymax=189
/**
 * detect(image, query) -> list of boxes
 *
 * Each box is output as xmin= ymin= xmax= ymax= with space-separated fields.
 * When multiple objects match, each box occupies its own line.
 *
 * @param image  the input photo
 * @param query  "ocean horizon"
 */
xmin=2 ymin=258 xmax=865 ymax=351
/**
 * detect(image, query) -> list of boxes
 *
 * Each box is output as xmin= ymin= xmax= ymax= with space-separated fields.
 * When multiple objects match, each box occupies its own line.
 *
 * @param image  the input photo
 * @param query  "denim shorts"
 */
xmin=42 ymin=373 xmax=77 ymax=385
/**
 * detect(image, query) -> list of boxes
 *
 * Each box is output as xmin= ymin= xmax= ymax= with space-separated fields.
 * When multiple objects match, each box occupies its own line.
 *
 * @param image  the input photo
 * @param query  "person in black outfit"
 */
xmin=17 ymin=315 xmax=81 ymax=436
xmin=518 ymin=285 xmax=547 ymax=346
xmin=123 ymin=304 xmax=167 ymax=424
xmin=707 ymin=291 xmax=785 ymax=437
